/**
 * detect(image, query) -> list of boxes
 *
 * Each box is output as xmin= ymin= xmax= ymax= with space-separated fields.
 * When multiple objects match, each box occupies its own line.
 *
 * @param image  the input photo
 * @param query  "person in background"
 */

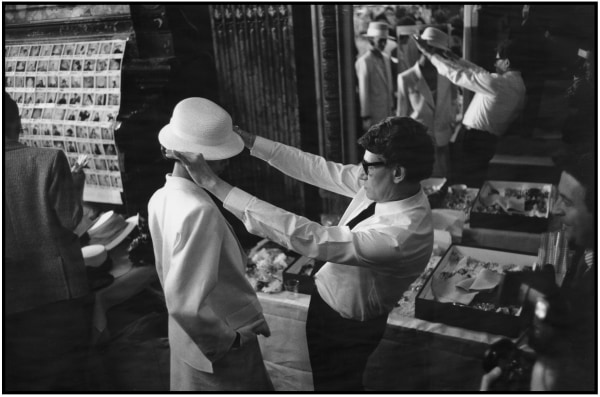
xmin=4 ymin=92 xmax=90 ymax=391
xmin=397 ymin=27 xmax=457 ymax=177
xmin=147 ymin=98 xmax=273 ymax=391
xmin=481 ymin=152 xmax=595 ymax=391
xmin=356 ymin=21 xmax=395 ymax=131
xmin=415 ymin=37 xmax=526 ymax=188
xmin=394 ymin=16 xmax=421 ymax=75
xmin=171 ymin=116 xmax=435 ymax=391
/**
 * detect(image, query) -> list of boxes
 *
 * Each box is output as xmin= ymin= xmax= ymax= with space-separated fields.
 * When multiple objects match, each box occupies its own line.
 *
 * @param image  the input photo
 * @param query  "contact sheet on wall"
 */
xmin=5 ymin=39 xmax=126 ymax=205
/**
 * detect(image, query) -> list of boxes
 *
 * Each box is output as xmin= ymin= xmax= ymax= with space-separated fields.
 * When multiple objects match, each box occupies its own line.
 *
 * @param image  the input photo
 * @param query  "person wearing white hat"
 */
xmin=395 ymin=16 xmax=421 ymax=74
xmin=147 ymin=98 xmax=273 ymax=391
xmin=414 ymin=36 xmax=526 ymax=188
xmin=397 ymin=27 xmax=458 ymax=177
xmin=355 ymin=21 xmax=395 ymax=131
xmin=170 ymin=116 xmax=434 ymax=391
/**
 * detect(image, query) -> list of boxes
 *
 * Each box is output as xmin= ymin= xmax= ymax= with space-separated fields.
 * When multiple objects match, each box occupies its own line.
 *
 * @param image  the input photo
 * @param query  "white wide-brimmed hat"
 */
xmin=88 ymin=211 xmax=138 ymax=250
xmin=82 ymin=244 xmax=108 ymax=268
xmin=364 ymin=22 xmax=391 ymax=40
xmin=420 ymin=27 xmax=450 ymax=52
xmin=158 ymin=97 xmax=244 ymax=160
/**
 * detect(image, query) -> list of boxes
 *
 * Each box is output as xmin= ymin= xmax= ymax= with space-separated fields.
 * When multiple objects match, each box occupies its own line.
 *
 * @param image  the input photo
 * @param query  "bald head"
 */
xmin=4 ymin=92 xmax=21 ymax=140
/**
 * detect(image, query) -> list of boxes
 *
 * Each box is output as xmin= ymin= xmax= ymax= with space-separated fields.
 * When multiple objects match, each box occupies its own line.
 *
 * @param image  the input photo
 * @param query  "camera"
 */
xmin=482 ymin=265 xmax=571 ymax=390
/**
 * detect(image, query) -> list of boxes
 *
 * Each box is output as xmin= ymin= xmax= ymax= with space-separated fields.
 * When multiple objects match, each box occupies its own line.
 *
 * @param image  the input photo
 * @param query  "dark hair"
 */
xmin=496 ymin=39 xmax=526 ymax=71
xmin=558 ymin=152 xmax=595 ymax=212
xmin=397 ymin=16 xmax=416 ymax=27
xmin=4 ymin=91 xmax=20 ymax=137
xmin=358 ymin=117 xmax=434 ymax=182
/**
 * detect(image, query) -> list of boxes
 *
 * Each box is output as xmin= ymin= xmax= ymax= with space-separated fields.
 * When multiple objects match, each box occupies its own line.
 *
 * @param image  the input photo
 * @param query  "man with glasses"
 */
xmin=170 ymin=116 xmax=435 ymax=391
xmin=415 ymin=37 xmax=526 ymax=188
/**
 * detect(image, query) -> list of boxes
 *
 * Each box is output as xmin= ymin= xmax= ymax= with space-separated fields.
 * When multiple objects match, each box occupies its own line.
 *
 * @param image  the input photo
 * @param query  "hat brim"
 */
xmin=363 ymin=32 xmax=394 ymax=40
xmin=104 ymin=215 xmax=138 ymax=251
xmin=158 ymin=124 xmax=244 ymax=161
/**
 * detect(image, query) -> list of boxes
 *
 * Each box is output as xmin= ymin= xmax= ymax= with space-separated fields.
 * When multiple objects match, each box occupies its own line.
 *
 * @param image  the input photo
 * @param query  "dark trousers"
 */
xmin=4 ymin=295 xmax=93 ymax=392
xmin=305 ymin=289 xmax=388 ymax=391
xmin=449 ymin=125 xmax=498 ymax=188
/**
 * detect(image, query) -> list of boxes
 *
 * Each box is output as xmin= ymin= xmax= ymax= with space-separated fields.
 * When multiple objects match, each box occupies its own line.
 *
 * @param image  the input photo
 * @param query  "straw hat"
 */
xmin=158 ymin=97 xmax=244 ymax=160
xmin=82 ymin=244 xmax=108 ymax=268
xmin=420 ymin=27 xmax=450 ymax=52
xmin=364 ymin=22 xmax=391 ymax=40
xmin=88 ymin=211 xmax=138 ymax=250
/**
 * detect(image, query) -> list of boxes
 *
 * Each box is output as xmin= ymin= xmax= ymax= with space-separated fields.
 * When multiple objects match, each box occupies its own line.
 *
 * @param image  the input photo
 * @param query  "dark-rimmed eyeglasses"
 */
xmin=361 ymin=160 xmax=386 ymax=175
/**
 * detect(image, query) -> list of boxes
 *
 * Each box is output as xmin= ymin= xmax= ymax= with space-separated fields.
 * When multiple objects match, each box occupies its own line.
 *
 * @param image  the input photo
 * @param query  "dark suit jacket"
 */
xmin=4 ymin=141 xmax=89 ymax=314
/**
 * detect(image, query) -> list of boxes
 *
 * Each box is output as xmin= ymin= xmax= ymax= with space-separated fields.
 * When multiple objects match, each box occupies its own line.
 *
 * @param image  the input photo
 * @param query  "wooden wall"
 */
xmin=209 ymin=4 xmax=308 ymax=215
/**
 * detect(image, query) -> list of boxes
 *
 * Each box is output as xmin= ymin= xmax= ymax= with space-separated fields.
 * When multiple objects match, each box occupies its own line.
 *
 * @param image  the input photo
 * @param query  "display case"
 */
xmin=469 ymin=181 xmax=553 ymax=233
xmin=415 ymin=244 xmax=538 ymax=337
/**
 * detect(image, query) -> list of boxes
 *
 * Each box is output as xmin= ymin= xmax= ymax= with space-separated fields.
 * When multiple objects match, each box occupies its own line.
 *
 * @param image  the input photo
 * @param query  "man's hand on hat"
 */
xmin=168 ymin=150 xmax=234 ymax=202
xmin=233 ymin=125 xmax=256 ymax=150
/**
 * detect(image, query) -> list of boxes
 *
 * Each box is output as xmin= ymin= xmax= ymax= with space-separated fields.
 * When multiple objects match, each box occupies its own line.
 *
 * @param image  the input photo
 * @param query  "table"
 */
xmin=256 ymin=226 xmax=544 ymax=391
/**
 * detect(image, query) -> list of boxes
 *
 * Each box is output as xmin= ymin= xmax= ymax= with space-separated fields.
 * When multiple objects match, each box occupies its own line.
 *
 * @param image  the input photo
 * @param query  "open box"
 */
xmin=469 ymin=181 xmax=553 ymax=233
xmin=283 ymin=256 xmax=317 ymax=295
xmin=415 ymin=245 xmax=538 ymax=337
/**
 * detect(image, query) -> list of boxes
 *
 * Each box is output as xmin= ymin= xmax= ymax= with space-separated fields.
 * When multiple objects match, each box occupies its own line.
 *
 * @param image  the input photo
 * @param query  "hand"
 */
xmin=71 ymin=169 xmax=86 ymax=195
xmin=169 ymin=151 xmax=220 ymax=189
xmin=233 ymin=125 xmax=256 ymax=150
xmin=236 ymin=318 xmax=271 ymax=348
xmin=169 ymin=150 xmax=234 ymax=201
xmin=480 ymin=366 xmax=502 ymax=391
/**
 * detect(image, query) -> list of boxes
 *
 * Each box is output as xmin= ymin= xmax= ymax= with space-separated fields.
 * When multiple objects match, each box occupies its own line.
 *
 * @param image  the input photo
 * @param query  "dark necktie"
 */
xmin=345 ymin=202 xmax=377 ymax=230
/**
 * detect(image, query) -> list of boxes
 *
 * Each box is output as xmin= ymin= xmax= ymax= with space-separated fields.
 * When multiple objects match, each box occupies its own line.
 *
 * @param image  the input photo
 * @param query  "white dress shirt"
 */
xmin=223 ymin=137 xmax=433 ymax=321
xmin=430 ymin=54 xmax=526 ymax=137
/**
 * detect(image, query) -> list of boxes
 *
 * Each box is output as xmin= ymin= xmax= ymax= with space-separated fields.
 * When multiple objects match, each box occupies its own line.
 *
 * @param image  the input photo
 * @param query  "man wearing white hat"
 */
xmin=147 ymin=98 xmax=273 ymax=391
xmin=355 ymin=21 xmax=394 ymax=131
xmin=397 ymin=27 xmax=458 ymax=177
xmin=395 ymin=16 xmax=421 ymax=74
xmin=415 ymin=36 xmax=526 ymax=187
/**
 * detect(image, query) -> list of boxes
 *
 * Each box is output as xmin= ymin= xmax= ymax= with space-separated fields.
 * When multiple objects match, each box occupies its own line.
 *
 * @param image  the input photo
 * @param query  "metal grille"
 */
xmin=210 ymin=4 xmax=304 ymax=213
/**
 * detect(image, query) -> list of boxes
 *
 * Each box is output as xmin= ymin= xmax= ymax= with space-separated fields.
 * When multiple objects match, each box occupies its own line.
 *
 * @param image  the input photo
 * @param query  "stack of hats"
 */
xmin=82 ymin=244 xmax=114 ymax=290
xmin=88 ymin=211 xmax=137 ymax=250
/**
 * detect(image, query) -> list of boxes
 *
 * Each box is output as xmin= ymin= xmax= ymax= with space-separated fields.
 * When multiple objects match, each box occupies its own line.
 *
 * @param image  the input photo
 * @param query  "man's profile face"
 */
xmin=552 ymin=171 xmax=593 ymax=247
xmin=360 ymin=150 xmax=397 ymax=202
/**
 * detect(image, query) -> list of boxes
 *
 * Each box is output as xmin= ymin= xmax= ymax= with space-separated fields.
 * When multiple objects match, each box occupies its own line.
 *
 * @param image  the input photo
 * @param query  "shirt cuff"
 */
xmin=223 ymin=187 xmax=254 ymax=220
xmin=250 ymin=135 xmax=274 ymax=162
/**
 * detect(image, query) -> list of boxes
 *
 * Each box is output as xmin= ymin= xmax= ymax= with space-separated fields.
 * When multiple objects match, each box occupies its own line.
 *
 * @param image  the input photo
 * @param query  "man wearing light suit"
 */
xmin=148 ymin=98 xmax=273 ymax=391
xmin=398 ymin=27 xmax=457 ymax=177
xmin=356 ymin=22 xmax=394 ymax=131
